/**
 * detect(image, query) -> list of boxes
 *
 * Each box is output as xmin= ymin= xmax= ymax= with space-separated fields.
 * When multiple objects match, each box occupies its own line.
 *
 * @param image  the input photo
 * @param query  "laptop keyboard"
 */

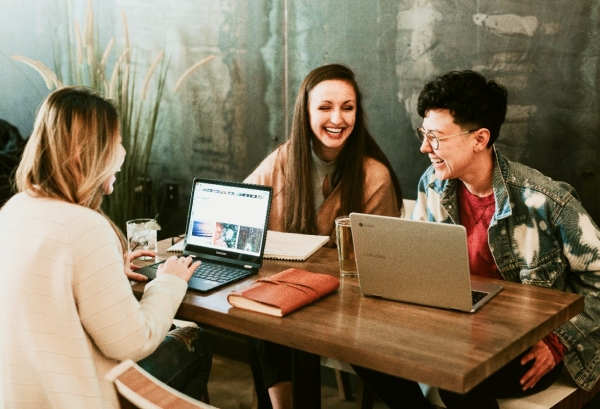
xmin=192 ymin=263 xmax=250 ymax=283
xmin=471 ymin=290 xmax=489 ymax=305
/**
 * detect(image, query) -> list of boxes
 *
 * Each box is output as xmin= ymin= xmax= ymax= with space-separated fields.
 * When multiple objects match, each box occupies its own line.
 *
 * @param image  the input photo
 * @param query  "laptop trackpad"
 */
xmin=136 ymin=261 xmax=164 ymax=281
xmin=188 ymin=276 xmax=220 ymax=292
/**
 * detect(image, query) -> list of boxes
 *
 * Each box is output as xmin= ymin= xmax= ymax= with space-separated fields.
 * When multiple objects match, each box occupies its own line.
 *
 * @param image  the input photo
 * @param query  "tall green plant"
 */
xmin=13 ymin=0 xmax=214 ymax=230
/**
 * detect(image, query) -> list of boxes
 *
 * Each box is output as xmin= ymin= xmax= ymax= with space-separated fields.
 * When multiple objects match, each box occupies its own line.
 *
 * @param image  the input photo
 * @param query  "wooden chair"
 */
xmin=106 ymin=359 xmax=217 ymax=409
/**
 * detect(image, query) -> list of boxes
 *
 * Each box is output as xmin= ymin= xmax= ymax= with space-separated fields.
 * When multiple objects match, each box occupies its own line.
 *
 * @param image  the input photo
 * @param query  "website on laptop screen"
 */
xmin=185 ymin=181 xmax=271 ymax=257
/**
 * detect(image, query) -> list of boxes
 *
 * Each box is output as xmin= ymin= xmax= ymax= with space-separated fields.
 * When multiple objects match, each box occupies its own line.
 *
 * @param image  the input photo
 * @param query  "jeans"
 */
xmin=353 ymin=349 xmax=563 ymax=409
xmin=138 ymin=325 xmax=213 ymax=400
xmin=438 ymin=352 xmax=563 ymax=409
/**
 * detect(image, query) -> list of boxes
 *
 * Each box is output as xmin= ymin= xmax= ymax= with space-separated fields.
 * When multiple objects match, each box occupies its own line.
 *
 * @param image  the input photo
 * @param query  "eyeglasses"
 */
xmin=416 ymin=127 xmax=479 ymax=150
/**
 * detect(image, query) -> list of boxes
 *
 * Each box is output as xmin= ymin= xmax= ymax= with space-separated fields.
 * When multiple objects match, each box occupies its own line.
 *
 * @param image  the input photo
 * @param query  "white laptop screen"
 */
xmin=185 ymin=180 xmax=271 ymax=257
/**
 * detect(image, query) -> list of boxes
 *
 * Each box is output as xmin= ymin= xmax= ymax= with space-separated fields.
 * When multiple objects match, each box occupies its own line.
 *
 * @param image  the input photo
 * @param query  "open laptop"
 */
xmin=136 ymin=178 xmax=272 ymax=292
xmin=349 ymin=213 xmax=502 ymax=313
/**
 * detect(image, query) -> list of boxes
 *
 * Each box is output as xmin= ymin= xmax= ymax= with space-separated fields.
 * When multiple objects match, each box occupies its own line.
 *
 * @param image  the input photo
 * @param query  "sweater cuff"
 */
xmin=543 ymin=333 xmax=566 ymax=364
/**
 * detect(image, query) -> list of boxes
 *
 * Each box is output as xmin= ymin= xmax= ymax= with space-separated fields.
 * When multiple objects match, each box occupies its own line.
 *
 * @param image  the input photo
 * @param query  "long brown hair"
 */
xmin=16 ymin=86 xmax=127 ymax=251
xmin=284 ymin=64 xmax=403 ymax=234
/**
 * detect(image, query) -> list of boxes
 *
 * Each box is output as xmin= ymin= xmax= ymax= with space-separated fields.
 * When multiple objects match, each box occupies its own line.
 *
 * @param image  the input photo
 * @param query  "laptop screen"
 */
xmin=183 ymin=179 xmax=272 ymax=267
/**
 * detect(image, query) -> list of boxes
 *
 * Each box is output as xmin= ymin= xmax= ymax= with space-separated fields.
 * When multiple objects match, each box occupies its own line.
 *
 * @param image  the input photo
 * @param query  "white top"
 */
xmin=0 ymin=193 xmax=188 ymax=409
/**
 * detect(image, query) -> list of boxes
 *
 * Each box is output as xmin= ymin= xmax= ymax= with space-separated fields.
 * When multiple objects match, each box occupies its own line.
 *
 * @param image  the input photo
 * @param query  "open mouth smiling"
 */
xmin=325 ymin=127 xmax=343 ymax=135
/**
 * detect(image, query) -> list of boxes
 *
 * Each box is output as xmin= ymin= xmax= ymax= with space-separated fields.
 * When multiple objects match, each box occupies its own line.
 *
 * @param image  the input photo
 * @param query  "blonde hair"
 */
xmin=16 ymin=86 xmax=127 ymax=251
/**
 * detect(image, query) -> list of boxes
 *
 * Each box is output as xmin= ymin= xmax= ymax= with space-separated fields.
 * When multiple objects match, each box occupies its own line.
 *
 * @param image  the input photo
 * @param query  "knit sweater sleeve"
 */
xmin=244 ymin=145 xmax=286 ymax=186
xmin=70 ymin=210 xmax=187 ymax=362
xmin=362 ymin=157 xmax=400 ymax=218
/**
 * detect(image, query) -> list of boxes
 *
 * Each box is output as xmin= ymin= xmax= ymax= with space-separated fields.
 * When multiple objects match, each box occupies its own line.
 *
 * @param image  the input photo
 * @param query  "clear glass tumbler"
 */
xmin=335 ymin=216 xmax=357 ymax=277
xmin=126 ymin=218 xmax=158 ymax=260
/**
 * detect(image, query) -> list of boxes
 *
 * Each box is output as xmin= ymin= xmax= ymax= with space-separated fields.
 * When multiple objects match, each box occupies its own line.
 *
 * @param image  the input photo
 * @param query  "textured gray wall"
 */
xmin=1 ymin=0 xmax=599 ymax=226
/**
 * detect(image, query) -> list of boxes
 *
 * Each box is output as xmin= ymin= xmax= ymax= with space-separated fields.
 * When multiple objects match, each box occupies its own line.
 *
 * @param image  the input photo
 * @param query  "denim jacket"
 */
xmin=413 ymin=148 xmax=600 ymax=391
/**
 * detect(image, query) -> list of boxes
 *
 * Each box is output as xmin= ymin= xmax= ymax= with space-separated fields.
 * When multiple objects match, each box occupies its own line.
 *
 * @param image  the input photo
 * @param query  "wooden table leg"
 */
xmin=292 ymin=348 xmax=321 ymax=409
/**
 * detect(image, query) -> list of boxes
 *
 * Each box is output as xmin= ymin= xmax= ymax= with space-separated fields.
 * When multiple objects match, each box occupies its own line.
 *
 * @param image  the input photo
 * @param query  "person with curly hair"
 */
xmin=353 ymin=70 xmax=600 ymax=409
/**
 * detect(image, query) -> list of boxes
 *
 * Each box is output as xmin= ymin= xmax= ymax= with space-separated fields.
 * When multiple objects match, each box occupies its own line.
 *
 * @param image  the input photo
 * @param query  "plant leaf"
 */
xmin=99 ymin=37 xmax=115 ymax=83
xmin=108 ymin=48 xmax=129 ymax=99
xmin=141 ymin=50 xmax=164 ymax=101
xmin=84 ymin=0 xmax=94 ymax=47
xmin=11 ymin=55 xmax=59 ymax=90
xmin=121 ymin=9 xmax=130 ymax=64
xmin=75 ymin=20 xmax=84 ymax=66
xmin=173 ymin=55 xmax=215 ymax=93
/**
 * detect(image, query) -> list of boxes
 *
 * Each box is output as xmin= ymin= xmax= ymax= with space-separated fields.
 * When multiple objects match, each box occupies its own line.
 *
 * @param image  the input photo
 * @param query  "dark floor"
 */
xmin=207 ymin=353 xmax=386 ymax=409
xmin=207 ymin=353 xmax=600 ymax=409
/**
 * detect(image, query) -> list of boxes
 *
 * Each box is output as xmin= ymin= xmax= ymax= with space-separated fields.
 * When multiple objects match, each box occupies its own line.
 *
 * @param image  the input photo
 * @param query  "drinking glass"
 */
xmin=126 ymin=218 xmax=159 ymax=260
xmin=335 ymin=216 xmax=357 ymax=277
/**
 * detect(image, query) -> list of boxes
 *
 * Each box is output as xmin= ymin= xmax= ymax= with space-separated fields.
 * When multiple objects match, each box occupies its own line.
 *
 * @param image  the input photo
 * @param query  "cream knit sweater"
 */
xmin=0 ymin=193 xmax=187 ymax=408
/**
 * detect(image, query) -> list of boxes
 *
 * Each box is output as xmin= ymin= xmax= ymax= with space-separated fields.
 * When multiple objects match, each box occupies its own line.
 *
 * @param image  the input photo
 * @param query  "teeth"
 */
xmin=431 ymin=159 xmax=444 ymax=164
xmin=325 ymin=128 xmax=342 ymax=134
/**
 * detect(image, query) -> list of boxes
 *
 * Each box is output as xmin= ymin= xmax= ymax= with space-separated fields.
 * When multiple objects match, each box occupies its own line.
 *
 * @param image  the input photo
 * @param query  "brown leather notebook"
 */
xmin=227 ymin=268 xmax=340 ymax=317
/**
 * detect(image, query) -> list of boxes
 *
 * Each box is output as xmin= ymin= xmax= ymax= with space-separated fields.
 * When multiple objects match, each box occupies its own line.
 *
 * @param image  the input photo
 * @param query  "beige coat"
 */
xmin=245 ymin=142 xmax=400 ymax=247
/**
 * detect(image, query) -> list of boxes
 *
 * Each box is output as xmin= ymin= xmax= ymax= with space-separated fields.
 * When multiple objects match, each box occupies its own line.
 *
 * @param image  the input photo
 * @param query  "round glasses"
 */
xmin=416 ymin=128 xmax=479 ymax=150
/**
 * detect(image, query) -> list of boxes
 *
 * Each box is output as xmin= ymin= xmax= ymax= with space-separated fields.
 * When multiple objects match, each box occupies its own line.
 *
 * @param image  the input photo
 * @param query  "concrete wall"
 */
xmin=1 ymin=0 xmax=599 ymax=226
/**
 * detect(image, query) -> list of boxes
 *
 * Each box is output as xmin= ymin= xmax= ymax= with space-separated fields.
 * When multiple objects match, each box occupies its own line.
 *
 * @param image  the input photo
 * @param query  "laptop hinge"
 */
xmin=244 ymin=265 xmax=253 ymax=269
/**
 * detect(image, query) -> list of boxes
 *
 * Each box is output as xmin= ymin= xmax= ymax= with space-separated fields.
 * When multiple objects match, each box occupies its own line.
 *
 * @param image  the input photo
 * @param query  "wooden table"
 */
xmin=133 ymin=239 xmax=584 ymax=408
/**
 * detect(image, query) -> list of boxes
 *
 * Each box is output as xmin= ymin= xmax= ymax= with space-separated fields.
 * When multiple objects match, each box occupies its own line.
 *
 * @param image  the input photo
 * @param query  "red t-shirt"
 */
xmin=457 ymin=181 xmax=501 ymax=280
xmin=457 ymin=181 xmax=565 ymax=362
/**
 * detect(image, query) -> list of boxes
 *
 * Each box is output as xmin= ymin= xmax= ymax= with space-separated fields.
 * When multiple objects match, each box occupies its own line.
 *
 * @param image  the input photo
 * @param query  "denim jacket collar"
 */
xmin=429 ymin=146 xmax=512 ymax=224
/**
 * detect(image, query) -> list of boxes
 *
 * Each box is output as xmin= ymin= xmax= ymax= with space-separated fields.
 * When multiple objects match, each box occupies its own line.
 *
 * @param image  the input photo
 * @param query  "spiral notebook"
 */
xmin=167 ymin=230 xmax=328 ymax=262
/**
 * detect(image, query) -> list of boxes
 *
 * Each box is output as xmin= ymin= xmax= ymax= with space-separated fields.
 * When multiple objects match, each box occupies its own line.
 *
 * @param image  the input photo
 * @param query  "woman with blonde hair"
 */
xmin=245 ymin=64 xmax=403 ymax=409
xmin=0 ymin=86 xmax=212 ymax=408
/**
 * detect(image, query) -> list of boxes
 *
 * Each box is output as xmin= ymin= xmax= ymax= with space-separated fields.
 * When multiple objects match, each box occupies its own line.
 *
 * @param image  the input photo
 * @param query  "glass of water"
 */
xmin=335 ymin=216 xmax=357 ymax=277
xmin=126 ymin=218 xmax=160 ymax=260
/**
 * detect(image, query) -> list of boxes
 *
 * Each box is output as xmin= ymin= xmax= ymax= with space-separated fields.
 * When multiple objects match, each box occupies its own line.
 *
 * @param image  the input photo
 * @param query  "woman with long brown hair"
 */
xmin=245 ymin=64 xmax=403 ymax=409
xmin=0 ymin=87 xmax=211 ymax=408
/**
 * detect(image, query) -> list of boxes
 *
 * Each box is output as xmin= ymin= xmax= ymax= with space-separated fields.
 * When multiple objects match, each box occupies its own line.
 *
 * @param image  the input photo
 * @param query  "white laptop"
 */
xmin=349 ymin=213 xmax=502 ymax=313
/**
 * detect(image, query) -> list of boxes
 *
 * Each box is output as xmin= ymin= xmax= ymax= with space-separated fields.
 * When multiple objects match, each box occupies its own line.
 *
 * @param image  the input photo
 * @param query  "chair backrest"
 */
xmin=105 ymin=359 xmax=217 ymax=409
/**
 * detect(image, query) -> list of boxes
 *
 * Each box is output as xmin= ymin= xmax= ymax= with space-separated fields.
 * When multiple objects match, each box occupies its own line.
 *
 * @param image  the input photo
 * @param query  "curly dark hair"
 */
xmin=417 ymin=70 xmax=508 ymax=147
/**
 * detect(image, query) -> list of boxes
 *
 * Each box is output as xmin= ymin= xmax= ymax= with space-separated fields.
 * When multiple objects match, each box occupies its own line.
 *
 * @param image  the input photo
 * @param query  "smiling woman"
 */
xmin=244 ymin=63 xmax=404 ymax=409
xmin=308 ymin=79 xmax=356 ymax=162
xmin=0 ymin=87 xmax=211 ymax=409
xmin=246 ymin=63 xmax=403 ymax=246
